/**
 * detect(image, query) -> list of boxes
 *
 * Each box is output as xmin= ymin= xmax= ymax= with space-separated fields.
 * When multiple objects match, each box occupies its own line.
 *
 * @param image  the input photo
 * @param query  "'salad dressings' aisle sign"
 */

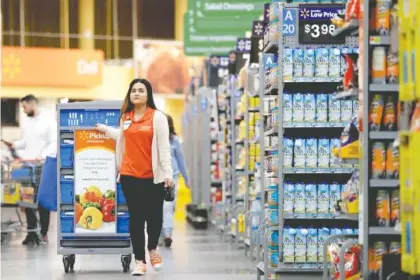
xmin=74 ymin=130 xmax=117 ymax=234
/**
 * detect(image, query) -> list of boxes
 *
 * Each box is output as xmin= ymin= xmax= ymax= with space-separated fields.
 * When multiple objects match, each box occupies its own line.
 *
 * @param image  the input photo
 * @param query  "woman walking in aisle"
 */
xmin=96 ymin=78 xmax=173 ymax=276
xmin=161 ymin=115 xmax=190 ymax=248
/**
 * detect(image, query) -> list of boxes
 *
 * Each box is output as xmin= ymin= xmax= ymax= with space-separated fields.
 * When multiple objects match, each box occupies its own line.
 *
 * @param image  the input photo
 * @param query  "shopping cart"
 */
xmin=1 ymin=159 xmax=44 ymax=245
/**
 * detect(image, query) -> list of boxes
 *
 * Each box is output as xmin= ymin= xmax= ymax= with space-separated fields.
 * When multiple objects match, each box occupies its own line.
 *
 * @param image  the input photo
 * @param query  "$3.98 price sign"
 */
xmin=304 ymin=23 xmax=336 ymax=39
xmin=298 ymin=4 xmax=345 ymax=45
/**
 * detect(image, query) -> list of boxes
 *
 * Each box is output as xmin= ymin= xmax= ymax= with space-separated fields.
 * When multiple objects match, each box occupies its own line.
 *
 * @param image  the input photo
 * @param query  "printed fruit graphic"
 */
xmin=87 ymin=186 xmax=102 ymax=198
xmin=75 ymin=203 xmax=84 ymax=224
xmin=79 ymin=207 xmax=103 ymax=230
xmin=102 ymin=199 xmax=116 ymax=223
xmin=80 ymin=189 xmax=101 ymax=204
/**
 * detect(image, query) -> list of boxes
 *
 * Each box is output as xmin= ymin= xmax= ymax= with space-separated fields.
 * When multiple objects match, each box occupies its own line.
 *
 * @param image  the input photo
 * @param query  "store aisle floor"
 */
xmin=1 ymin=216 xmax=256 ymax=280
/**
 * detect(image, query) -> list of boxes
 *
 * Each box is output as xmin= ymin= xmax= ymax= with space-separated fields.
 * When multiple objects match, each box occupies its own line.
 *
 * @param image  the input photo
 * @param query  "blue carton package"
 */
xmin=294 ymin=183 xmax=306 ymax=214
xmin=283 ymin=47 xmax=294 ymax=82
xmin=293 ymin=48 xmax=304 ymax=77
xmin=305 ymin=138 xmax=318 ymax=168
xmin=318 ymin=138 xmax=331 ymax=168
xmin=317 ymin=184 xmax=330 ymax=214
xmin=283 ymin=93 xmax=293 ymax=122
xmin=283 ymin=137 xmax=294 ymax=167
xmin=268 ymin=249 xmax=279 ymax=267
xmin=330 ymin=138 xmax=341 ymax=167
xmin=307 ymin=228 xmax=318 ymax=263
xmin=341 ymin=100 xmax=353 ymax=122
xmin=284 ymin=182 xmax=295 ymax=214
xmin=316 ymin=94 xmax=329 ymax=122
xmin=318 ymin=227 xmax=331 ymax=263
xmin=292 ymin=93 xmax=304 ymax=122
xmin=328 ymin=94 xmax=341 ymax=123
xmin=304 ymin=94 xmax=316 ymax=122
xmin=305 ymin=184 xmax=317 ymax=214
xmin=315 ymin=48 xmax=329 ymax=78
xmin=293 ymin=138 xmax=306 ymax=167
xmin=283 ymin=227 xmax=296 ymax=263
xmin=303 ymin=48 xmax=315 ymax=79
xmin=328 ymin=47 xmax=341 ymax=78
xmin=329 ymin=183 xmax=342 ymax=214
xmin=295 ymin=228 xmax=308 ymax=263
xmin=341 ymin=46 xmax=351 ymax=76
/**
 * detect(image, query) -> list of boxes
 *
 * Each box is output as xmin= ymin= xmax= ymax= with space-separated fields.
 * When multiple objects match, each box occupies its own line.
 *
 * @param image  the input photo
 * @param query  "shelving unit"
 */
xmin=360 ymin=0 xmax=402 ymax=279
xmin=255 ymin=3 xmax=360 ymax=280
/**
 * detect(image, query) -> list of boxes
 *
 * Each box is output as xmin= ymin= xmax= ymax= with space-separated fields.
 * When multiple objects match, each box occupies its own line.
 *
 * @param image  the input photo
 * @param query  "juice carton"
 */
xmin=305 ymin=184 xmax=317 ymax=214
xmin=293 ymin=48 xmax=304 ymax=78
xmin=294 ymin=183 xmax=306 ymax=214
xmin=293 ymin=138 xmax=306 ymax=167
xmin=283 ymin=47 xmax=294 ymax=82
xmin=329 ymin=183 xmax=342 ymax=214
xmin=316 ymin=94 xmax=328 ymax=122
xmin=390 ymin=189 xmax=399 ymax=226
xmin=317 ymin=184 xmax=330 ymax=215
xmin=283 ymin=227 xmax=296 ymax=263
xmin=330 ymin=138 xmax=341 ymax=167
xmin=372 ymin=142 xmax=386 ymax=179
xmin=341 ymin=46 xmax=351 ymax=76
xmin=318 ymin=227 xmax=330 ymax=263
xmin=376 ymin=190 xmax=390 ymax=227
xmin=303 ymin=48 xmax=315 ymax=79
xmin=304 ymin=93 xmax=316 ymax=122
xmin=305 ymin=138 xmax=318 ymax=168
xmin=292 ymin=93 xmax=304 ymax=122
xmin=330 ymin=228 xmax=343 ymax=237
xmin=341 ymin=100 xmax=353 ymax=123
xmin=283 ymin=183 xmax=295 ymax=214
xmin=328 ymin=47 xmax=341 ymax=78
xmin=307 ymin=228 xmax=318 ymax=263
xmin=283 ymin=137 xmax=294 ymax=168
xmin=315 ymin=47 xmax=329 ymax=78
xmin=342 ymin=228 xmax=354 ymax=235
xmin=328 ymin=94 xmax=341 ymax=123
xmin=318 ymin=138 xmax=331 ymax=168
xmin=283 ymin=93 xmax=293 ymax=122
xmin=295 ymin=228 xmax=308 ymax=263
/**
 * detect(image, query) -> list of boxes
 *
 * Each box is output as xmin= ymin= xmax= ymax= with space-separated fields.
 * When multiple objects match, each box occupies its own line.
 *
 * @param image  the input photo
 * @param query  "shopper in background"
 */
xmin=96 ymin=78 xmax=173 ymax=276
xmin=161 ymin=114 xmax=190 ymax=248
xmin=11 ymin=94 xmax=57 ymax=245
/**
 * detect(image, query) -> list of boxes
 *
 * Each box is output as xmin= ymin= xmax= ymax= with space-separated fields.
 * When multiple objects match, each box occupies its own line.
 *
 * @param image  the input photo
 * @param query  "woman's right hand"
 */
xmin=95 ymin=123 xmax=108 ymax=133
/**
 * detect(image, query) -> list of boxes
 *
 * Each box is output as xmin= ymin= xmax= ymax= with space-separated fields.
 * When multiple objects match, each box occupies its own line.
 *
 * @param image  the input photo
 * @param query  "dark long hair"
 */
xmin=120 ymin=78 xmax=157 ymax=121
xmin=166 ymin=114 xmax=176 ymax=141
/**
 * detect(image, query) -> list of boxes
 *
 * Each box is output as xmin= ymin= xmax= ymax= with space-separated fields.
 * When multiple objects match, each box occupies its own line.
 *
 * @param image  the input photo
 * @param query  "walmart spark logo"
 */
xmin=3 ymin=53 xmax=21 ymax=79
xmin=79 ymin=131 xmax=91 ymax=141
xmin=300 ymin=8 xmax=310 ymax=19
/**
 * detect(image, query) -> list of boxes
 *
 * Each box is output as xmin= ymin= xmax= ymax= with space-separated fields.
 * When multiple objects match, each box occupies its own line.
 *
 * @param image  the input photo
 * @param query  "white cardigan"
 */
xmin=102 ymin=110 xmax=173 ymax=184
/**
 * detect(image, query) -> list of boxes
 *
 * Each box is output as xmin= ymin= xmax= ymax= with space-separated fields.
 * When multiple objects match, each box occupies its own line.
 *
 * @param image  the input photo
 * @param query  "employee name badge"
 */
xmin=123 ymin=119 xmax=132 ymax=130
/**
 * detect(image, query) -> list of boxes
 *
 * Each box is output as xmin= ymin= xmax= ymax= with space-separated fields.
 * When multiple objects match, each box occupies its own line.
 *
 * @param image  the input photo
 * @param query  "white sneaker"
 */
xmin=149 ymin=249 xmax=163 ymax=271
xmin=132 ymin=260 xmax=146 ymax=276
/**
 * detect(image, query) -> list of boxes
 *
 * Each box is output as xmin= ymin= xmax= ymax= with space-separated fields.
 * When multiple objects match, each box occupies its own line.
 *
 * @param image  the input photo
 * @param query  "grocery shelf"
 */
xmin=333 ymin=88 xmax=359 ymax=100
xmin=283 ymin=122 xmax=347 ymax=128
xmin=369 ymin=36 xmax=391 ymax=45
xmin=284 ymin=78 xmax=342 ymax=83
xmin=369 ymin=179 xmax=399 ymax=188
xmin=369 ymin=84 xmax=399 ymax=92
xmin=283 ymin=213 xmax=359 ymax=220
xmin=276 ymin=263 xmax=323 ymax=273
xmin=283 ymin=167 xmax=355 ymax=174
xmin=369 ymin=131 xmax=398 ymax=140
xmin=369 ymin=227 xmax=401 ymax=235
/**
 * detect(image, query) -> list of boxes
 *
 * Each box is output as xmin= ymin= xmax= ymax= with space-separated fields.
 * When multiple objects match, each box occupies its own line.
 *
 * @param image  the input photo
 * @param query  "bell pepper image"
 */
xmin=86 ymin=186 xmax=102 ymax=198
xmin=75 ymin=203 xmax=84 ymax=224
xmin=104 ymin=190 xmax=115 ymax=199
xmin=99 ymin=197 xmax=114 ymax=208
xmin=82 ymin=201 xmax=101 ymax=211
xmin=79 ymin=207 xmax=104 ymax=230
xmin=102 ymin=200 xmax=116 ymax=223
xmin=80 ymin=190 xmax=100 ymax=204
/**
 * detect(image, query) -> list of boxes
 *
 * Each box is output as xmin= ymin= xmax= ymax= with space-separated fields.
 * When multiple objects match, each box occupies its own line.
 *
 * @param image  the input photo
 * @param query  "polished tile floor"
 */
xmin=1 ymin=211 xmax=321 ymax=280
xmin=1 ymin=211 xmax=256 ymax=280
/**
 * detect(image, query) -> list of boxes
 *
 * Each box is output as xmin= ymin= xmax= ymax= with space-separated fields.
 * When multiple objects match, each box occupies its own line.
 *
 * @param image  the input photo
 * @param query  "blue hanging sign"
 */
xmin=283 ymin=8 xmax=297 ymax=36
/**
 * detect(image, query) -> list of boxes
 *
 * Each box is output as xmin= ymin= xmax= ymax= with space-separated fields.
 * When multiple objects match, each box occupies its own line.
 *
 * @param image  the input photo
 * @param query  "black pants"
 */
xmin=120 ymin=175 xmax=165 ymax=262
xmin=26 ymin=205 xmax=50 ymax=236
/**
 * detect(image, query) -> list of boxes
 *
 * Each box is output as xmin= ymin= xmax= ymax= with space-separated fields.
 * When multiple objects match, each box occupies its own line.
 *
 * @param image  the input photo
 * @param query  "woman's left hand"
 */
xmin=164 ymin=178 xmax=174 ymax=189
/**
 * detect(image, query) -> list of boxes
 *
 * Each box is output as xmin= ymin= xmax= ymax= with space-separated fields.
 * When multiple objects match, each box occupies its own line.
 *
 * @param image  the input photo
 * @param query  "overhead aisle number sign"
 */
xmin=283 ymin=8 xmax=297 ymax=36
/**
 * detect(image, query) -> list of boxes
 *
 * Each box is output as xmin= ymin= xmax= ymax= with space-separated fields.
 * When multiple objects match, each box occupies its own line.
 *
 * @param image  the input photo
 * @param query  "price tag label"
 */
xmin=250 ymin=20 xmax=264 ymax=64
xmin=298 ymin=4 xmax=346 ymax=45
